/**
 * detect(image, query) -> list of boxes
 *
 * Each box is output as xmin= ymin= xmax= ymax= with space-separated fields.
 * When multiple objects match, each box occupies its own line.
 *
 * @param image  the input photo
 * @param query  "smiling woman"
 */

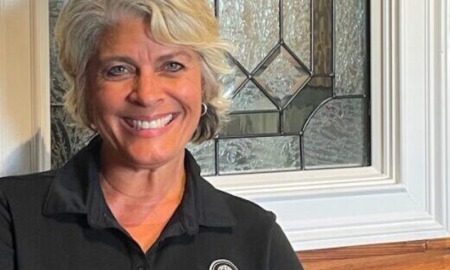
xmin=0 ymin=0 xmax=303 ymax=269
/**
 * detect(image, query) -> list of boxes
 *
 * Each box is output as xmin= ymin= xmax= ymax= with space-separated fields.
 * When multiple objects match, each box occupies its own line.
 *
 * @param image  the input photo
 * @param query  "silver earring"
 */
xmin=201 ymin=103 xmax=208 ymax=116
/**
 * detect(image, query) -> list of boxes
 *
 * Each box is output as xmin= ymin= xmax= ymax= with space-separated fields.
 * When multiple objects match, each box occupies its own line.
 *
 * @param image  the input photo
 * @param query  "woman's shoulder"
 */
xmin=0 ymin=170 xmax=56 ymax=198
xmin=212 ymin=187 xmax=276 ymax=227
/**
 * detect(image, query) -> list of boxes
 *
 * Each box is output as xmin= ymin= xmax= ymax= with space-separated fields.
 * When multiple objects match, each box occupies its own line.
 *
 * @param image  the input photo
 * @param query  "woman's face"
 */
xmin=88 ymin=18 xmax=203 ymax=170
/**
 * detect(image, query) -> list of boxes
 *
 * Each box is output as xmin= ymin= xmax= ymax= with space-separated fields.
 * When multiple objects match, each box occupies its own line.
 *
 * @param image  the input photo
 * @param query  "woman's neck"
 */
xmin=98 ymin=145 xmax=186 ymax=205
xmin=98 ymin=146 xmax=186 ymax=251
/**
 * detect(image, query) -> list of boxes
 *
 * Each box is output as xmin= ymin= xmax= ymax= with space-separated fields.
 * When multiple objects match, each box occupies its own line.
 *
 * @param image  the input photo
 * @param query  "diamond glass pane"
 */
xmin=303 ymin=98 xmax=368 ymax=169
xmin=283 ymin=0 xmax=311 ymax=69
xmin=230 ymin=81 xmax=277 ymax=112
xmin=186 ymin=140 xmax=216 ymax=176
xmin=217 ymin=0 xmax=279 ymax=72
xmin=255 ymin=47 xmax=310 ymax=108
xmin=284 ymin=77 xmax=332 ymax=133
xmin=218 ymin=136 xmax=301 ymax=174
xmin=221 ymin=112 xmax=279 ymax=137
xmin=51 ymin=106 xmax=94 ymax=168
xmin=335 ymin=0 xmax=368 ymax=95
xmin=313 ymin=0 xmax=333 ymax=75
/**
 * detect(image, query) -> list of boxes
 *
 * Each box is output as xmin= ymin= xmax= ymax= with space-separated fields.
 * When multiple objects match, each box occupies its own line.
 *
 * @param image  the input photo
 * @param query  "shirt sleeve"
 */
xmin=268 ymin=221 xmax=304 ymax=270
xmin=0 ymin=190 xmax=14 ymax=270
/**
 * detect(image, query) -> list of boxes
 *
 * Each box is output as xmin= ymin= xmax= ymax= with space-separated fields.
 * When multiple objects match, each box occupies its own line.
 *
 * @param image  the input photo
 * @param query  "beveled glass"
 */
xmin=254 ymin=46 xmax=310 ymax=108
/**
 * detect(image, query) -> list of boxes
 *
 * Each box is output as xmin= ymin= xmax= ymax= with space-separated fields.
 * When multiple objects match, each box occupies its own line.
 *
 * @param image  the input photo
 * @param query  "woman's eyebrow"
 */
xmin=98 ymin=56 xmax=136 ymax=66
xmin=156 ymin=51 xmax=193 ymax=63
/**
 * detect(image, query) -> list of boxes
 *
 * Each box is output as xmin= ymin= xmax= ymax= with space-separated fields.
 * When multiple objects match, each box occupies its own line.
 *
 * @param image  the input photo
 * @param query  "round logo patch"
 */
xmin=209 ymin=259 xmax=238 ymax=270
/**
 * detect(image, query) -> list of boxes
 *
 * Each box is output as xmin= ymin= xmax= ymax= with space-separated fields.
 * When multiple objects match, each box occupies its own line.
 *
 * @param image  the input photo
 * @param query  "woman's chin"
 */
xmin=119 ymin=147 xmax=184 ymax=171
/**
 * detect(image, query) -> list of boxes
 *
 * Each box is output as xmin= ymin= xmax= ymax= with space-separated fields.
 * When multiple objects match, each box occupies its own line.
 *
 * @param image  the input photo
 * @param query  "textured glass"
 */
xmin=303 ymin=98 xmax=367 ymax=168
xmin=186 ymin=140 xmax=216 ymax=176
xmin=218 ymin=0 xmax=279 ymax=72
xmin=51 ymin=106 xmax=94 ymax=169
xmin=207 ymin=0 xmax=215 ymax=11
xmin=284 ymin=77 xmax=332 ymax=133
xmin=335 ymin=0 xmax=368 ymax=95
xmin=218 ymin=136 xmax=300 ymax=174
xmin=221 ymin=113 xmax=279 ymax=137
xmin=230 ymin=81 xmax=277 ymax=112
xmin=283 ymin=0 xmax=311 ymax=69
xmin=313 ymin=0 xmax=333 ymax=75
xmin=222 ymin=64 xmax=247 ymax=98
xmin=49 ymin=0 xmax=68 ymax=104
xmin=255 ymin=47 xmax=310 ymax=108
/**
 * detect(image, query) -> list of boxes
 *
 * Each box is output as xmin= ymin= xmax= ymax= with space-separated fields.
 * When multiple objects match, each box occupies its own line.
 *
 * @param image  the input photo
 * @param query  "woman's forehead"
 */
xmin=97 ymin=18 xmax=197 ymax=60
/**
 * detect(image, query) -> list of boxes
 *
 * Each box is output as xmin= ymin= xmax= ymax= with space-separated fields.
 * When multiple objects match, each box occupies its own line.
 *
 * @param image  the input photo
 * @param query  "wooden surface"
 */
xmin=297 ymin=238 xmax=450 ymax=269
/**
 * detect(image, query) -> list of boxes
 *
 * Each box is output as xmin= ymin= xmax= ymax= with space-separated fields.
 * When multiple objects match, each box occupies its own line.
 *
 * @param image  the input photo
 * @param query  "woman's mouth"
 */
xmin=125 ymin=114 xmax=174 ymax=130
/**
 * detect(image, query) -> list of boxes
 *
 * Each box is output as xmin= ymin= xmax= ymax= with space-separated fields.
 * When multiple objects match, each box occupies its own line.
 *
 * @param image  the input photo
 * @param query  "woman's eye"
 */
xmin=165 ymin=62 xmax=184 ymax=72
xmin=106 ymin=65 xmax=130 ymax=77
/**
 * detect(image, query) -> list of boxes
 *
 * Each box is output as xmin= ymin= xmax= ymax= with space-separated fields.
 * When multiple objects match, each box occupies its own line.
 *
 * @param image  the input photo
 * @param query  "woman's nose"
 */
xmin=128 ymin=72 xmax=164 ymax=106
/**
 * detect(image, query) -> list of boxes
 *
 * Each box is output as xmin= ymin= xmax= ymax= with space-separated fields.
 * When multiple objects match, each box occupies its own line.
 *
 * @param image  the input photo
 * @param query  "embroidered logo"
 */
xmin=209 ymin=259 xmax=238 ymax=270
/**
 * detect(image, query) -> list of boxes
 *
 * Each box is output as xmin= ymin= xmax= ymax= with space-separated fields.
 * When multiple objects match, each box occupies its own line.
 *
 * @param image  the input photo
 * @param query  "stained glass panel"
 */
xmin=335 ymin=0 xmax=368 ymax=95
xmin=303 ymin=98 xmax=368 ymax=168
xmin=186 ymin=140 xmax=216 ymax=176
xmin=217 ymin=0 xmax=279 ymax=72
xmin=51 ymin=106 xmax=94 ymax=168
xmin=283 ymin=77 xmax=332 ymax=133
xmin=230 ymin=81 xmax=277 ymax=112
xmin=218 ymin=136 xmax=301 ymax=174
xmin=49 ymin=0 xmax=67 ymax=104
xmin=312 ymin=0 xmax=333 ymax=75
xmin=221 ymin=113 xmax=279 ymax=136
xmin=222 ymin=64 xmax=247 ymax=98
xmin=254 ymin=46 xmax=310 ymax=108
xmin=283 ymin=0 xmax=311 ymax=69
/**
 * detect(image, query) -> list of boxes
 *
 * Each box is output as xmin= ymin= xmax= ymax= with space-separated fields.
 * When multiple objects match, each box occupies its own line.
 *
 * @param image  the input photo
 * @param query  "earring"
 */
xmin=201 ymin=103 xmax=208 ymax=116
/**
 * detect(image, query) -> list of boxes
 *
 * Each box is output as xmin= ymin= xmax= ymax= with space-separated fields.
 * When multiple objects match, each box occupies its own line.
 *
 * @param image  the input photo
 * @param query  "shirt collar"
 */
xmin=42 ymin=136 xmax=236 ymax=231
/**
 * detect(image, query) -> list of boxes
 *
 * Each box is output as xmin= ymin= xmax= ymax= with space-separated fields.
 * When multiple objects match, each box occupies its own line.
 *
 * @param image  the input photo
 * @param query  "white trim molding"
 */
xmin=30 ymin=0 xmax=51 ymax=172
xmin=207 ymin=0 xmax=450 ymax=250
xmin=3 ymin=0 xmax=449 ymax=251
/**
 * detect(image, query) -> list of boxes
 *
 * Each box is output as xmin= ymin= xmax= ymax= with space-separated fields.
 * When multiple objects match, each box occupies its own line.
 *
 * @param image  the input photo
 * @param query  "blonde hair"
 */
xmin=55 ymin=0 xmax=231 ymax=143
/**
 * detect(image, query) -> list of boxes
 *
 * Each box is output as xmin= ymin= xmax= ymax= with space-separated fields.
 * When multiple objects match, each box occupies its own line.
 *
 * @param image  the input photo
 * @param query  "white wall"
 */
xmin=0 ymin=0 xmax=50 ymax=176
xmin=0 ymin=0 xmax=449 ymax=250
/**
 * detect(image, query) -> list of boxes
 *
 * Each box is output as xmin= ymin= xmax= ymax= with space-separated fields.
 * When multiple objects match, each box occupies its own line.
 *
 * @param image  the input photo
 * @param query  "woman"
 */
xmin=0 ymin=0 xmax=303 ymax=269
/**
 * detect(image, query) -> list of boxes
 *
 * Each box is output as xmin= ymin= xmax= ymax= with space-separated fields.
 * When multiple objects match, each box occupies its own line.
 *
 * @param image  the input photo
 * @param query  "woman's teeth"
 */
xmin=132 ymin=114 xmax=173 ymax=130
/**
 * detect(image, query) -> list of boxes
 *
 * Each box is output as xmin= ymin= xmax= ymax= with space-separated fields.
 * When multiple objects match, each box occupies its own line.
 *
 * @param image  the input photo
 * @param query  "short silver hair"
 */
xmin=55 ymin=0 xmax=231 ymax=143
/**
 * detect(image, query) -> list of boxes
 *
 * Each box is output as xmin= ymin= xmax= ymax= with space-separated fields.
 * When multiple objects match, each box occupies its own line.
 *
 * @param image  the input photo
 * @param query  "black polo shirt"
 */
xmin=0 ymin=137 xmax=303 ymax=270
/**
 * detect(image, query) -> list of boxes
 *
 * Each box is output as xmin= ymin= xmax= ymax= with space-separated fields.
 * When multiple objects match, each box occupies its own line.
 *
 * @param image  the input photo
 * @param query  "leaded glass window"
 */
xmin=50 ymin=0 xmax=370 ymax=175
